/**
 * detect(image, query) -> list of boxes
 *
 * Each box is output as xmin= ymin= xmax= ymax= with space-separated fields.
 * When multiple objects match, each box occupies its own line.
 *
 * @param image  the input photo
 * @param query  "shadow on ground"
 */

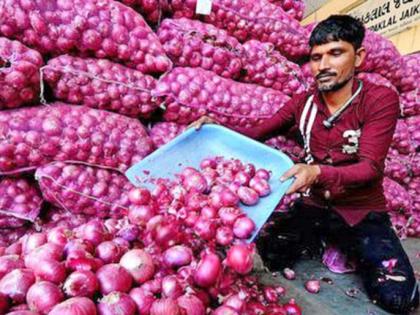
xmin=254 ymin=238 xmax=420 ymax=315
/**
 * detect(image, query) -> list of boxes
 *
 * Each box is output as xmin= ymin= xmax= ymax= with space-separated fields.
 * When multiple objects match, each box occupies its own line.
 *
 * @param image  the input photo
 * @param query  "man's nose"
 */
xmin=319 ymin=55 xmax=330 ymax=71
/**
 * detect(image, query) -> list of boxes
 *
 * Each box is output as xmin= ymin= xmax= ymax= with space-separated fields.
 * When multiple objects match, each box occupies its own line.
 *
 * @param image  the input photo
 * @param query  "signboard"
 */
xmin=348 ymin=0 xmax=420 ymax=37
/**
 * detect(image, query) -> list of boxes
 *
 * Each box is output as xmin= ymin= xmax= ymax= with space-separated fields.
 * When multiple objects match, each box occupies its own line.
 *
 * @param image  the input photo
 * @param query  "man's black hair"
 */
xmin=309 ymin=15 xmax=365 ymax=51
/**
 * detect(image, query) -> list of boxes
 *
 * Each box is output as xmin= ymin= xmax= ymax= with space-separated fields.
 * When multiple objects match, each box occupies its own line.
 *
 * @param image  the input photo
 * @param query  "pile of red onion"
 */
xmin=153 ymin=67 xmax=290 ymax=128
xmin=170 ymin=0 xmax=309 ymax=60
xmin=43 ymin=55 xmax=160 ymax=118
xmin=157 ymin=18 xmax=244 ymax=79
xmin=0 ymin=157 xmax=304 ymax=314
xmin=149 ymin=122 xmax=187 ymax=148
xmin=240 ymin=40 xmax=308 ymax=96
xmin=0 ymin=37 xmax=43 ymax=109
xmin=0 ymin=0 xmax=171 ymax=74
xmin=0 ymin=103 xmax=154 ymax=175
xmin=0 ymin=178 xmax=43 ymax=228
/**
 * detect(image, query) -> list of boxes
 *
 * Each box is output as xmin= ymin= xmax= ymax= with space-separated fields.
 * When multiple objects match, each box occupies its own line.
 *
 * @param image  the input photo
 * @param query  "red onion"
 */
xmin=116 ymin=224 xmax=140 ymax=242
xmin=223 ymin=291 xmax=248 ymax=312
xmin=218 ymin=207 xmax=242 ymax=226
xmin=283 ymin=268 xmax=296 ymax=280
xmin=200 ymin=206 xmax=217 ymax=219
xmin=226 ymin=244 xmax=254 ymax=275
xmin=233 ymin=217 xmax=255 ymax=239
xmin=150 ymin=298 xmax=181 ymax=315
xmin=255 ymin=169 xmax=271 ymax=180
xmin=22 ymin=233 xmax=47 ymax=254
xmin=78 ymin=220 xmax=110 ymax=246
xmin=26 ymin=281 xmax=64 ymax=314
xmin=181 ymin=168 xmax=208 ymax=193
xmin=32 ymin=259 xmax=66 ymax=284
xmin=141 ymin=279 xmax=163 ymax=294
xmin=0 ymin=269 xmax=35 ymax=303
xmin=98 ymin=292 xmax=136 ymax=315
xmin=163 ymin=245 xmax=193 ymax=268
xmin=66 ymin=255 xmax=103 ymax=272
xmin=249 ymin=178 xmax=271 ymax=197
xmin=216 ymin=226 xmax=234 ymax=246
xmin=128 ymin=187 xmax=152 ymax=205
xmin=304 ymin=280 xmax=320 ymax=294
xmin=49 ymin=297 xmax=97 ymax=315
xmin=209 ymin=188 xmax=239 ymax=209
xmin=177 ymin=294 xmax=205 ymax=315
xmin=63 ymin=270 xmax=99 ymax=298
xmin=194 ymin=252 xmax=221 ymax=288
xmin=128 ymin=204 xmax=157 ymax=225
xmin=96 ymin=264 xmax=133 ymax=294
xmin=47 ymin=227 xmax=73 ymax=247
xmin=130 ymin=287 xmax=156 ymax=315
xmin=275 ymin=286 xmax=286 ymax=296
xmin=237 ymin=187 xmax=259 ymax=206
xmin=152 ymin=221 xmax=182 ymax=249
xmin=120 ymin=249 xmax=155 ymax=284
xmin=212 ymin=306 xmax=239 ymax=315
xmin=25 ymin=243 xmax=63 ymax=270
xmin=65 ymin=240 xmax=94 ymax=258
xmin=283 ymin=299 xmax=302 ymax=315
xmin=95 ymin=241 xmax=124 ymax=264
xmin=194 ymin=218 xmax=217 ymax=240
xmin=185 ymin=211 xmax=200 ymax=227
xmin=263 ymin=286 xmax=278 ymax=303
xmin=245 ymin=300 xmax=267 ymax=314
xmin=0 ymin=255 xmax=24 ymax=279
xmin=162 ymin=276 xmax=183 ymax=299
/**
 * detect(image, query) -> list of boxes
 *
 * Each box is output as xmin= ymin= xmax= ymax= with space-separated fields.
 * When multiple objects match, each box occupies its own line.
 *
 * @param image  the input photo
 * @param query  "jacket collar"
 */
xmin=312 ymin=78 xmax=363 ymax=117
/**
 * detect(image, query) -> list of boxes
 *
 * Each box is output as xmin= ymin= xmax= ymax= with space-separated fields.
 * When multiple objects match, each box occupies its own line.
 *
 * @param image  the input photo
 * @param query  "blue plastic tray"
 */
xmin=125 ymin=125 xmax=294 ymax=242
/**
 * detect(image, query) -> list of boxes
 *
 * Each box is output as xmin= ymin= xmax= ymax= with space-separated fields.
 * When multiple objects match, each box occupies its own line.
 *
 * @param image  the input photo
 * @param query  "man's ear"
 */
xmin=355 ymin=47 xmax=366 ymax=68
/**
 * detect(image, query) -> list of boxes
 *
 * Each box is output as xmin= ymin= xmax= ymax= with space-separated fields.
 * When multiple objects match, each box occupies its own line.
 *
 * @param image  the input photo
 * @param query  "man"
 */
xmin=195 ymin=15 xmax=419 ymax=314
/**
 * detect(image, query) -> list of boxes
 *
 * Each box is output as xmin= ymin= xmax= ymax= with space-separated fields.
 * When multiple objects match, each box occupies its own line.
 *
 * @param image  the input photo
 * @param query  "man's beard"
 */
xmin=317 ymin=73 xmax=354 ymax=92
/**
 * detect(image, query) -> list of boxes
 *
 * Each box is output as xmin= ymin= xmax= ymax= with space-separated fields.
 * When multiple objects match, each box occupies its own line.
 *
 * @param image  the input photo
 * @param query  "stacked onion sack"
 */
xmin=0 ymin=157 xmax=303 ymax=314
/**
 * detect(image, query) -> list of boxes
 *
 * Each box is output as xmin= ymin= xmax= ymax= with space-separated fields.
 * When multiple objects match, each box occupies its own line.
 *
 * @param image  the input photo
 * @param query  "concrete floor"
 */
xmin=255 ymin=238 xmax=420 ymax=315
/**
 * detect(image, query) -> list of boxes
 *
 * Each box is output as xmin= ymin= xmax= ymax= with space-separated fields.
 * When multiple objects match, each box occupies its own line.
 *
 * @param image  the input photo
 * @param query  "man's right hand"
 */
xmin=187 ymin=116 xmax=217 ymax=130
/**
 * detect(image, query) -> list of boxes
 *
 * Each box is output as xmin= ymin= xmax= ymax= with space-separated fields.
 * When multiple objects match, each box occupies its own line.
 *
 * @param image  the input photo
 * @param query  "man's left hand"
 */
xmin=280 ymin=164 xmax=321 ymax=194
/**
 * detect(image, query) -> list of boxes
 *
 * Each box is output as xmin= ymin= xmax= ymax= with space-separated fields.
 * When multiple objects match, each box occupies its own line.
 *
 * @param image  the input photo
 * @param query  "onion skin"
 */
xmin=97 ymin=292 xmax=136 ymax=315
xmin=95 ymin=241 xmax=124 ymax=264
xmin=194 ymin=252 xmax=221 ymax=288
xmin=48 ymin=297 xmax=97 ymax=315
xmin=63 ymin=270 xmax=99 ymax=298
xmin=212 ymin=305 xmax=239 ymax=315
xmin=226 ymin=244 xmax=254 ymax=275
xmin=177 ymin=294 xmax=205 ymax=315
xmin=32 ymin=259 xmax=66 ymax=284
xmin=283 ymin=268 xmax=296 ymax=280
xmin=119 ymin=249 xmax=155 ymax=284
xmin=150 ymin=298 xmax=181 ymax=315
xmin=163 ymin=245 xmax=193 ymax=269
xmin=96 ymin=264 xmax=133 ymax=295
xmin=0 ymin=255 xmax=25 ymax=279
xmin=283 ymin=299 xmax=302 ymax=315
xmin=304 ymin=280 xmax=320 ymax=294
xmin=233 ymin=217 xmax=255 ymax=239
xmin=0 ymin=268 xmax=35 ymax=303
xmin=26 ymin=281 xmax=64 ymax=314
xmin=130 ymin=287 xmax=156 ymax=315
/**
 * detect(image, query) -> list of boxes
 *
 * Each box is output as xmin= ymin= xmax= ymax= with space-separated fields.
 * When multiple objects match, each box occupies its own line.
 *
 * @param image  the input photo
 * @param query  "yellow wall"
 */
xmin=302 ymin=0 xmax=420 ymax=55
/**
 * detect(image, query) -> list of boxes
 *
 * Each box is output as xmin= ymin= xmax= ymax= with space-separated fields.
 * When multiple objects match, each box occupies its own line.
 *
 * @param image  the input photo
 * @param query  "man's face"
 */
xmin=310 ymin=40 xmax=364 ymax=92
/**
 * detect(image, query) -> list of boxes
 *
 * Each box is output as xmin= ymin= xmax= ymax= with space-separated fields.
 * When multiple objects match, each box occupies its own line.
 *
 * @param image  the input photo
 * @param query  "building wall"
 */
xmin=302 ymin=0 xmax=420 ymax=55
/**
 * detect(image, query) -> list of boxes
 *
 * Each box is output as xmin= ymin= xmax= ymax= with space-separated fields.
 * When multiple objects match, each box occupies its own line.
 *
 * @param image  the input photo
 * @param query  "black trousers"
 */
xmin=257 ymin=200 xmax=419 ymax=315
